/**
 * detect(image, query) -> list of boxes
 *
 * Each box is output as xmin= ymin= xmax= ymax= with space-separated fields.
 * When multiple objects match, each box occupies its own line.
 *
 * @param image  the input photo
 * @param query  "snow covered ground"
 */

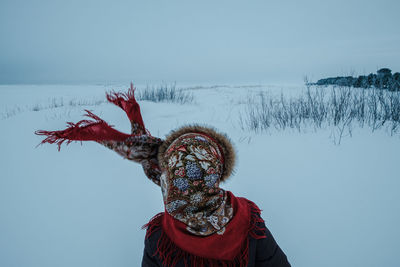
xmin=1 ymin=84 xmax=399 ymax=267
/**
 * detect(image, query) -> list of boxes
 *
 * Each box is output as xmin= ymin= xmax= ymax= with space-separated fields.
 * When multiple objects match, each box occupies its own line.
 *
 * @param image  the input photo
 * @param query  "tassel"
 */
xmin=247 ymin=200 xmax=267 ymax=239
xmin=142 ymin=212 xmax=164 ymax=239
xmin=106 ymin=82 xmax=148 ymax=135
xmin=35 ymin=110 xmax=130 ymax=151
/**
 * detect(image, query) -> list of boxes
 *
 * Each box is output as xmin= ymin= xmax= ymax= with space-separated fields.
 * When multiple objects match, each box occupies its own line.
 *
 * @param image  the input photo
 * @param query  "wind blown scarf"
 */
xmin=35 ymin=83 xmax=163 ymax=185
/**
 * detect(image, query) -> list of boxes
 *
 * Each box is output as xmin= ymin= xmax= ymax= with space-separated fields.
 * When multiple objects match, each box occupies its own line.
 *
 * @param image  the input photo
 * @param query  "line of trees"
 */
xmin=316 ymin=68 xmax=400 ymax=91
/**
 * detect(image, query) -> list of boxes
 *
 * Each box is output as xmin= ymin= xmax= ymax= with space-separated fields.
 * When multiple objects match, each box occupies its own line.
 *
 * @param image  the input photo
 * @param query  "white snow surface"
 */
xmin=1 ymin=84 xmax=399 ymax=267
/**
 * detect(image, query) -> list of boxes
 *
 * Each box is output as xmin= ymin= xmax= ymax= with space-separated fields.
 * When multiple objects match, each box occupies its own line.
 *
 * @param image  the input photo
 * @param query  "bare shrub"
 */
xmin=2 ymin=97 xmax=106 ymax=119
xmin=240 ymin=85 xmax=400 ymax=143
xmin=137 ymin=83 xmax=194 ymax=104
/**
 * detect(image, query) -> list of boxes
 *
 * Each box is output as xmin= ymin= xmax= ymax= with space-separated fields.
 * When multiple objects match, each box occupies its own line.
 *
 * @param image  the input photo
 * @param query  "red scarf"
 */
xmin=143 ymin=191 xmax=266 ymax=267
xmin=35 ymin=83 xmax=147 ymax=150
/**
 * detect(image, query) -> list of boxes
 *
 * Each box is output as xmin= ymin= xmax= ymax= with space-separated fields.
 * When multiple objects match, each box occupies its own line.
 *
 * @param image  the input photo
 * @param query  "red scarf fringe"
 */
xmin=248 ymin=199 xmax=267 ymax=239
xmin=106 ymin=82 xmax=148 ymax=135
xmin=35 ymin=110 xmax=130 ymax=151
xmin=142 ymin=199 xmax=266 ymax=267
xmin=35 ymin=83 xmax=149 ymax=150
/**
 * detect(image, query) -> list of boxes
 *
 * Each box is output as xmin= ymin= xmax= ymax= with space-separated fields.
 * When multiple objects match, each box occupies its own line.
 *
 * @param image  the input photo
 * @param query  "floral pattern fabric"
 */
xmin=101 ymin=134 xmax=163 ymax=186
xmin=160 ymin=133 xmax=233 ymax=236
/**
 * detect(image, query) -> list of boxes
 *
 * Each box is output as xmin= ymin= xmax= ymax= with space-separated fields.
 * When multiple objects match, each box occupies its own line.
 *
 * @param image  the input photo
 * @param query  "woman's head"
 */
xmin=157 ymin=125 xmax=236 ymax=235
xmin=158 ymin=125 xmax=235 ymax=182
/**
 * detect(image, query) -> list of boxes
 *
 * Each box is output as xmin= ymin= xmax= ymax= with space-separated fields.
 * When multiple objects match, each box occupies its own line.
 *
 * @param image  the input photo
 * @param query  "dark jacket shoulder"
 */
xmin=247 ymin=221 xmax=291 ymax=267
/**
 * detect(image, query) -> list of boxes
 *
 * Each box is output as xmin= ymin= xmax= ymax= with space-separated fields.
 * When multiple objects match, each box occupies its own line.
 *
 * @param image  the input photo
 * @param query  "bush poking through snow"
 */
xmin=240 ymin=85 xmax=400 ymax=143
xmin=1 ymin=97 xmax=107 ymax=119
xmin=136 ymin=83 xmax=194 ymax=104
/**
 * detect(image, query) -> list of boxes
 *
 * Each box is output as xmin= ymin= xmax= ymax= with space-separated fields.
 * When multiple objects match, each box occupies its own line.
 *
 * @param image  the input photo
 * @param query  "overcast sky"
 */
xmin=1 ymin=0 xmax=399 ymax=85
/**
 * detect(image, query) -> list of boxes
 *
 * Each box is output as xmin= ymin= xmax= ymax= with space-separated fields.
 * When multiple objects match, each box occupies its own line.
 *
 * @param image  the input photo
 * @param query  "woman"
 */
xmin=36 ymin=84 xmax=291 ymax=267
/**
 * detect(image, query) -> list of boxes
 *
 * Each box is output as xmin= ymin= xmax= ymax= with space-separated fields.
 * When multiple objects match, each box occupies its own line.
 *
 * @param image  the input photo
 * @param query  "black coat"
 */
xmin=142 ymin=220 xmax=291 ymax=267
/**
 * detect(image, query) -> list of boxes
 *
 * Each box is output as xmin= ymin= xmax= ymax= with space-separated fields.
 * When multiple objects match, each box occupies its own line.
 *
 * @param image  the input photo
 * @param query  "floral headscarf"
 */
xmin=160 ymin=133 xmax=234 ymax=236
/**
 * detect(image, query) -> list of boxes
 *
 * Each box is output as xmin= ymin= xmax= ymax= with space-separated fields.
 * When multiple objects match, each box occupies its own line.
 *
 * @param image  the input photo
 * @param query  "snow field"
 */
xmin=0 ymin=84 xmax=399 ymax=267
